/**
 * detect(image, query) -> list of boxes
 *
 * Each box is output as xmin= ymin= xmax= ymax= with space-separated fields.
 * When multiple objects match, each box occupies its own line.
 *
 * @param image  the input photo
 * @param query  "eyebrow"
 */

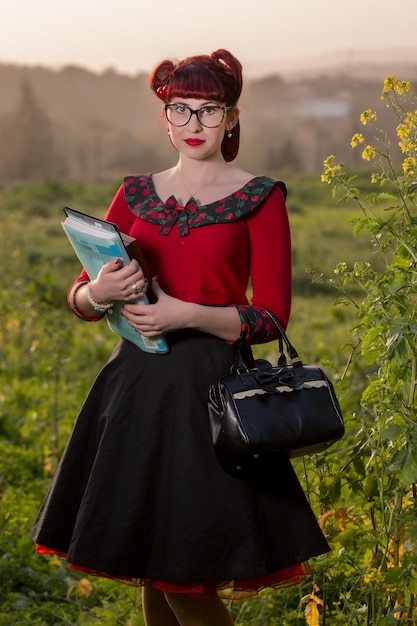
xmin=170 ymin=101 xmax=221 ymax=107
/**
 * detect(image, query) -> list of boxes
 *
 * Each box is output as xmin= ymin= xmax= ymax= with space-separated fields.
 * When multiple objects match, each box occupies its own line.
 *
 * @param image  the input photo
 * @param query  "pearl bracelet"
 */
xmin=85 ymin=282 xmax=114 ymax=314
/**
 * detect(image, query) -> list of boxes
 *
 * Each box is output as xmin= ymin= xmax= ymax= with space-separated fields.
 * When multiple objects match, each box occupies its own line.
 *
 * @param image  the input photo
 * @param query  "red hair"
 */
xmin=150 ymin=49 xmax=242 ymax=162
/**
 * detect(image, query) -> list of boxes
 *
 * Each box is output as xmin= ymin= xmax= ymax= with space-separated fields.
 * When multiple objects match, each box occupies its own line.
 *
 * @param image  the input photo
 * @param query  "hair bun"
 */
xmin=150 ymin=61 xmax=176 ymax=99
xmin=211 ymin=49 xmax=242 ymax=77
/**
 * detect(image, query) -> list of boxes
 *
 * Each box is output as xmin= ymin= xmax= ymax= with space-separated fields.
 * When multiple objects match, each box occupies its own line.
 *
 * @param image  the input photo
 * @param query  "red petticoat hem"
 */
xmin=35 ymin=544 xmax=311 ymax=600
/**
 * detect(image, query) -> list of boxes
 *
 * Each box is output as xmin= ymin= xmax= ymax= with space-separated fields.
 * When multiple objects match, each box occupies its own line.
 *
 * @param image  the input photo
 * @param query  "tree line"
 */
xmin=0 ymin=65 xmax=413 ymax=183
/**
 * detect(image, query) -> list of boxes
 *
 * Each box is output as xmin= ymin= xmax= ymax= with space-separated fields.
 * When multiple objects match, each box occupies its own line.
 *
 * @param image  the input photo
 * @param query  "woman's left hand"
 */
xmin=121 ymin=279 xmax=191 ymax=337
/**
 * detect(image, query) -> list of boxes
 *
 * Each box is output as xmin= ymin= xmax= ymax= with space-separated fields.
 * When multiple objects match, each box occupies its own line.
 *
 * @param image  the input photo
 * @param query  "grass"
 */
xmin=0 ymin=174 xmax=374 ymax=625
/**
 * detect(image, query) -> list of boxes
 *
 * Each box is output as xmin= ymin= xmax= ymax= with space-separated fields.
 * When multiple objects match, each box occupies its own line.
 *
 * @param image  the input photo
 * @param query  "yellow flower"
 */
xmin=381 ymin=75 xmax=411 ymax=99
xmin=321 ymin=155 xmax=343 ymax=184
xmin=382 ymin=76 xmax=396 ymax=95
xmin=394 ymin=80 xmax=410 ymax=95
xmin=333 ymin=262 xmax=348 ymax=275
xmin=397 ymin=123 xmax=409 ymax=140
xmin=350 ymin=133 xmax=365 ymax=148
xmin=362 ymin=145 xmax=377 ymax=161
xmin=397 ymin=112 xmax=417 ymax=153
xmin=364 ymin=568 xmax=384 ymax=585
xmin=75 ymin=578 xmax=93 ymax=598
xmin=402 ymin=157 xmax=416 ymax=175
xmin=44 ymin=456 xmax=55 ymax=476
xmin=405 ymin=110 xmax=417 ymax=129
xmin=360 ymin=109 xmax=377 ymax=125
xmin=399 ymin=137 xmax=415 ymax=154
xmin=371 ymin=173 xmax=378 ymax=183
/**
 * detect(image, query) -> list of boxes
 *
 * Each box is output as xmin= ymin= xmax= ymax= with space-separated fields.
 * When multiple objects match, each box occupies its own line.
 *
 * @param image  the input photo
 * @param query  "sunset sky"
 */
xmin=1 ymin=0 xmax=415 ymax=76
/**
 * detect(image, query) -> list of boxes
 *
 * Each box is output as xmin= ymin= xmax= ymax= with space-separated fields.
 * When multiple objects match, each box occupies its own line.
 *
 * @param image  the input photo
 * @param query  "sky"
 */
xmin=1 ymin=0 xmax=416 ymax=77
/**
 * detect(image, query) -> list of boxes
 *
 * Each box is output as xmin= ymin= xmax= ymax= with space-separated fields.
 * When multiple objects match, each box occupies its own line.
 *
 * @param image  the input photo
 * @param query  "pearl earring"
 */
xmin=227 ymin=131 xmax=232 ymax=138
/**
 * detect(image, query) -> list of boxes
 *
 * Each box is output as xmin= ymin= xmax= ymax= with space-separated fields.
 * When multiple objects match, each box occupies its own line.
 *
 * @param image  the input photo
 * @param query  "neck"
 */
xmin=176 ymin=159 xmax=225 ymax=180
xmin=174 ymin=161 xmax=227 ymax=201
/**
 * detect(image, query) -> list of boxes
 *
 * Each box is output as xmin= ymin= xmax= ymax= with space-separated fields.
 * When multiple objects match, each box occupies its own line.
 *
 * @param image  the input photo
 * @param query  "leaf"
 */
xmin=377 ymin=192 xmax=397 ymax=202
xmin=318 ymin=509 xmax=335 ymax=531
xmin=319 ymin=507 xmax=352 ymax=531
xmin=352 ymin=217 xmax=368 ymax=236
xmin=380 ymin=423 xmax=403 ymax=442
xmin=334 ymin=507 xmax=351 ymax=531
xmin=384 ymin=567 xmax=403 ymax=584
xmin=304 ymin=601 xmax=320 ymax=626
xmin=319 ymin=475 xmax=342 ymax=504
xmin=301 ymin=593 xmax=324 ymax=607
xmin=400 ymin=453 xmax=417 ymax=487
xmin=391 ymin=254 xmax=412 ymax=269
xmin=408 ymin=572 xmax=417 ymax=595
xmin=361 ymin=327 xmax=383 ymax=364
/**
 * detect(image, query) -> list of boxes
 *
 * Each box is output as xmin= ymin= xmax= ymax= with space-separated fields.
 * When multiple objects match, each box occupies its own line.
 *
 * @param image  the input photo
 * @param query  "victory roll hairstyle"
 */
xmin=150 ymin=49 xmax=243 ymax=161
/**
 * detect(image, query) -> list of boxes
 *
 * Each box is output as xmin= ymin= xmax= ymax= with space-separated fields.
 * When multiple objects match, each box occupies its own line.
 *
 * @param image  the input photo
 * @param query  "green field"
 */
xmin=0 ymin=172 xmax=413 ymax=625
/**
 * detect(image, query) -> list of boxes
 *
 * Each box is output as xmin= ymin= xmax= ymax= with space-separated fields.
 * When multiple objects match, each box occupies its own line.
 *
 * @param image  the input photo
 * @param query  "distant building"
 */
xmin=292 ymin=97 xmax=351 ymax=119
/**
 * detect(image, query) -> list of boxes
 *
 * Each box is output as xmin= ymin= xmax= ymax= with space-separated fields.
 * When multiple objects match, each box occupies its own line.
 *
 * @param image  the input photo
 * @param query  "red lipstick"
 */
xmin=185 ymin=139 xmax=205 ymax=146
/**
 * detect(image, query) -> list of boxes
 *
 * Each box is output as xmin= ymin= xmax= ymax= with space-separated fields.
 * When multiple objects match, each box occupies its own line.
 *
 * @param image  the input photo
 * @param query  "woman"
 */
xmin=32 ymin=49 xmax=329 ymax=626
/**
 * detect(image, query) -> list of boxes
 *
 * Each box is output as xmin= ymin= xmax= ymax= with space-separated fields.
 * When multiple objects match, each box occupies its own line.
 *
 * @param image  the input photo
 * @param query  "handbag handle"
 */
xmin=264 ymin=309 xmax=301 ymax=364
xmin=234 ymin=309 xmax=302 ymax=372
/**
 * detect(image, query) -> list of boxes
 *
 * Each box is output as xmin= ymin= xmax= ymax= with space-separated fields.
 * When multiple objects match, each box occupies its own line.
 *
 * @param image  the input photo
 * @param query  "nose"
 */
xmin=187 ymin=110 xmax=202 ymax=131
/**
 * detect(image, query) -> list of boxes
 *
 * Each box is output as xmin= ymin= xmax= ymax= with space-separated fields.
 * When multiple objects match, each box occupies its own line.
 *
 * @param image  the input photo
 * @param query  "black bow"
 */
xmin=254 ymin=366 xmax=300 ymax=392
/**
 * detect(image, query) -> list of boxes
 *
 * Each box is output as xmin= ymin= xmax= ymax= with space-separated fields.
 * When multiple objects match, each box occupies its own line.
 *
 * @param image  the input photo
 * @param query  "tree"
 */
xmin=264 ymin=138 xmax=302 ymax=172
xmin=0 ymin=79 xmax=67 ymax=182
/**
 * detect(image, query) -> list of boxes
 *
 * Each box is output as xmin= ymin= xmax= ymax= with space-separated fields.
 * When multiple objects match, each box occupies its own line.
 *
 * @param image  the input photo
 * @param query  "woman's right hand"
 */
xmin=89 ymin=258 xmax=148 ymax=305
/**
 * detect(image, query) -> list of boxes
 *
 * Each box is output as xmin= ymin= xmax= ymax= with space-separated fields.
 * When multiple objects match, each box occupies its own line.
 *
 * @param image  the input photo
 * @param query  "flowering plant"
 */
xmin=312 ymin=77 xmax=417 ymax=624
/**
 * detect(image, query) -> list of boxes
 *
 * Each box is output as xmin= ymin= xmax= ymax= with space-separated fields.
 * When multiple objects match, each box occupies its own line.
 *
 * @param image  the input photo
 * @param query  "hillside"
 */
xmin=0 ymin=53 xmax=416 ymax=181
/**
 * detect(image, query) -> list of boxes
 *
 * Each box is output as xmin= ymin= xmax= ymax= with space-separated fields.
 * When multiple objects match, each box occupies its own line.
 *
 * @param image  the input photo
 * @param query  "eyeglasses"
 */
xmin=164 ymin=104 xmax=232 ymax=128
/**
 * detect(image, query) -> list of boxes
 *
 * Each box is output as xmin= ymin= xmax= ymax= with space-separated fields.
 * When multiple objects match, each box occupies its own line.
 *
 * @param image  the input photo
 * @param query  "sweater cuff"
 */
xmin=67 ymin=281 xmax=105 ymax=322
xmin=232 ymin=305 xmax=277 ymax=346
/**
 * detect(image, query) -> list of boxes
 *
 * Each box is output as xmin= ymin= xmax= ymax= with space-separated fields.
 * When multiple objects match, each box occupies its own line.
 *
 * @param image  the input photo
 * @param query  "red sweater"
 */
xmin=70 ymin=174 xmax=292 ymax=344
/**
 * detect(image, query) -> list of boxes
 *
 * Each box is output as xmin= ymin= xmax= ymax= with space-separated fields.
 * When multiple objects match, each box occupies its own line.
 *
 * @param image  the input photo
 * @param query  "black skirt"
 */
xmin=32 ymin=330 xmax=329 ymax=588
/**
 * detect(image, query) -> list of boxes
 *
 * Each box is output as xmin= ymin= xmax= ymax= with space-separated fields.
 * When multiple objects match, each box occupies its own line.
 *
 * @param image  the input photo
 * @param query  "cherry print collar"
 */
xmin=123 ymin=174 xmax=286 ymax=237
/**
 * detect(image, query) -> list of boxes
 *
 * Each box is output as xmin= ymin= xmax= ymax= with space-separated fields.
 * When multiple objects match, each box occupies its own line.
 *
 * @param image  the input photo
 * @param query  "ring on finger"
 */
xmin=131 ymin=278 xmax=148 ymax=295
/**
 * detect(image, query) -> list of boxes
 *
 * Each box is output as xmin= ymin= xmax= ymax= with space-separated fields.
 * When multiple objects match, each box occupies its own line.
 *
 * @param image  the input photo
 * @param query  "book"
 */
xmin=62 ymin=206 xmax=169 ymax=354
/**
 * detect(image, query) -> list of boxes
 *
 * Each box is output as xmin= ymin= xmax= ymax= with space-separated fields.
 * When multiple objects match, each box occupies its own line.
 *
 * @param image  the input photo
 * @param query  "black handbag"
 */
xmin=208 ymin=310 xmax=344 ymax=471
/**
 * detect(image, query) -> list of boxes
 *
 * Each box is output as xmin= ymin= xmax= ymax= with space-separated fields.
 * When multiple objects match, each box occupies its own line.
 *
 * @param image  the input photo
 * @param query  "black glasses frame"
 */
xmin=164 ymin=104 xmax=232 ymax=128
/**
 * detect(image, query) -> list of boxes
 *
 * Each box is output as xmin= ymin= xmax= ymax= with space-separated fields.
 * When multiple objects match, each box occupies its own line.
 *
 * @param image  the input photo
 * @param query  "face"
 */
xmin=163 ymin=97 xmax=239 ymax=160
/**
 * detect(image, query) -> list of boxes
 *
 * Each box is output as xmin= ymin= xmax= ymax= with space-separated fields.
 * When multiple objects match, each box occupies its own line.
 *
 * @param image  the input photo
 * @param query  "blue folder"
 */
xmin=62 ymin=206 xmax=169 ymax=354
